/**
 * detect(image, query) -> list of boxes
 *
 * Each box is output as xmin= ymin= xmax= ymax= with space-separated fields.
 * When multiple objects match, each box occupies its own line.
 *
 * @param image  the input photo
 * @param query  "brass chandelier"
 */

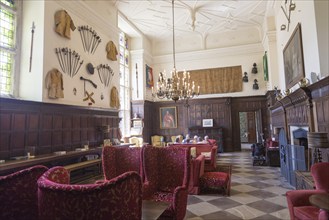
xmin=152 ymin=0 xmax=200 ymax=107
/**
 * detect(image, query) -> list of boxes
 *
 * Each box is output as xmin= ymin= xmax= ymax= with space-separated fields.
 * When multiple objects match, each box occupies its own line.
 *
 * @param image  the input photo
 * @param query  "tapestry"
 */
xmin=188 ymin=66 xmax=242 ymax=94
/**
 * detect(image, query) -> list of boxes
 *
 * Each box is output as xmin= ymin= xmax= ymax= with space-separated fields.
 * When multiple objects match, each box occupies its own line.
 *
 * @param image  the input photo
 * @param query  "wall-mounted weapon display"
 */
xmin=55 ymin=47 xmax=83 ymax=78
xmin=78 ymin=25 xmax=101 ymax=54
xmin=97 ymin=64 xmax=114 ymax=87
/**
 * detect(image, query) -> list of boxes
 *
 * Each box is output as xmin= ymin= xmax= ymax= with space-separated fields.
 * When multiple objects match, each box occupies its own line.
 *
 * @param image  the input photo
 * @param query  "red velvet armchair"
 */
xmin=0 ymin=165 xmax=48 ymax=220
xmin=101 ymin=146 xmax=143 ymax=181
xmin=286 ymin=162 xmax=329 ymax=220
xmin=37 ymin=166 xmax=142 ymax=220
xmin=142 ymin=145 xmax=190 ymax=220
xmin=188 ymin=154 xmax=205 ymax=194
xmin=169 ymin=143 xmax=217 ymax=171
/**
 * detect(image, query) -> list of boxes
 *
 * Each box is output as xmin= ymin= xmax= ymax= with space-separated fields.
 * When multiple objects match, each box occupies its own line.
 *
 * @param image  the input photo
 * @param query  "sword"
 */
xmin=136 ymin=63 xmax=139 ymax=98
xmin=29 ymin=22 xmax=35 ymax=72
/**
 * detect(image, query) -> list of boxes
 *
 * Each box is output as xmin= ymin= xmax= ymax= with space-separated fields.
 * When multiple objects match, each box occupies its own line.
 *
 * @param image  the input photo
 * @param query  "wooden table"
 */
xmin=0 ymin=147 xmax=102 ymax=175
xmin=309 ymin=193 xmax=329 ymax=212
xmin=142 ymin=200 xmax=169 ymax=220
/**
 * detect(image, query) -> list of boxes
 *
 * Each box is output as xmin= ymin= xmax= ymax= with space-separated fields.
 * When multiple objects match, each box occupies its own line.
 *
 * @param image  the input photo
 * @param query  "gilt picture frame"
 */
xmin=160 ymin=107 xmax=177 ymax=129
xmin=283 ymin=23 xmax=305 ymax=89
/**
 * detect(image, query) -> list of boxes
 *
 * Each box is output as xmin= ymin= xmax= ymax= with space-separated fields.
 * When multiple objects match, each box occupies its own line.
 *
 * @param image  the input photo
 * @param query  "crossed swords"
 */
xmin=78 ymin=25 xmax=101 ymax=54
xmin=55 ymin=47 xmax=83 ymax=78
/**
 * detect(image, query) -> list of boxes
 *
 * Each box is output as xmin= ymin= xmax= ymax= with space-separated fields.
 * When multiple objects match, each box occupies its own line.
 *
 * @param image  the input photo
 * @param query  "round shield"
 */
xmin=87 ymin=63 xmax=94 ymax=74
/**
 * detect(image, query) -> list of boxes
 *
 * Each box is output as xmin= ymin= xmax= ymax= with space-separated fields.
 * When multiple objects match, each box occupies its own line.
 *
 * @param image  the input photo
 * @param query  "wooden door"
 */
xmin=247 ymin=112 xmax=256 ymax=143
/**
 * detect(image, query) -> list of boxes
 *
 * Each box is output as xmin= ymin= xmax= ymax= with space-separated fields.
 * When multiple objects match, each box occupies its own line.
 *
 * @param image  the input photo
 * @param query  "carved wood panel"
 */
xmin=0 ymin=98 xmax=119 ymax=160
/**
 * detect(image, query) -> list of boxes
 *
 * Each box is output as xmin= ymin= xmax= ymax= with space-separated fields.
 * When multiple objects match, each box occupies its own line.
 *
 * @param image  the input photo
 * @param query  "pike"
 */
xmin=86 ymin=26 xmax=91 ymax=52
xmin=97 ymin=65 xmax=103 ymax=84
xmin=78 ymin=26 xmax=86 ymax=52
xmin=58 ymin=48 xmax=65 ymax=72
xmin=90 ymin=31 xmax=97 ymax=54
xmin=61 ymin=48 xmax=67 ymax=73
xmin=55 ymin=48 xmax=64 ymax=72
xmin=82 ymin=26 xmax=87 ymax=52
xmin=75 ymin=60 xmax=84 ymax=76
xmin=29 ymin=22 xmax=35 ymax=72
xmin=68 ymin=49 xmax=72 ymax=77
xmin=92 ymin=37 xmax=101 ymax=54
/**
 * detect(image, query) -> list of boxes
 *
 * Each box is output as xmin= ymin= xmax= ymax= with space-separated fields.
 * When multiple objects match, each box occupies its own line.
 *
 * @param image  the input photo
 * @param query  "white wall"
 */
xmin=275 ymin=0 xmax=322 ymax=91
xmin=149 ymin=43 xmax=266 ymax=101
xmin=19 ymin=0 xmax=45 ymax=101
xmin=19 ymin=0 xmax=121 ymax=109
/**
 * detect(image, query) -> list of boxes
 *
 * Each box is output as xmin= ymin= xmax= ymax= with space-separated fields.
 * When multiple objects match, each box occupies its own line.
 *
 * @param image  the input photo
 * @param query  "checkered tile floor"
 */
xmin=185 ymin=150 xmax=294 ymax=220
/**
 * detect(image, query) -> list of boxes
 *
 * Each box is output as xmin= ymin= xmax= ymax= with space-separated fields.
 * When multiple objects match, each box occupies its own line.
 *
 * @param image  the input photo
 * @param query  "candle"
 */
xmin=198 ymin=85 xmax=200 ymax=93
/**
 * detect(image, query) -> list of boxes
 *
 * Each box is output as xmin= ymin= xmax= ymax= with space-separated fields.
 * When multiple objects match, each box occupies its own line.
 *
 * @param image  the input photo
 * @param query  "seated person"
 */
xmin=182 ymin=134 xmax=191 ymax=144
xmin=200 ymin=135 xmax=209 ymax=143
xmin=175 ymin=136 xmax=181 ymax=143
xmin=193 ymin=135 xmax=200 ymax=144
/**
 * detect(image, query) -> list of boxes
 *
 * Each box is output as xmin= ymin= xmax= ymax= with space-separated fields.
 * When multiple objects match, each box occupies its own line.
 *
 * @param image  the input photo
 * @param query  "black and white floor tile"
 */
xmin=184 ymin=151 xmax=294 ymax=220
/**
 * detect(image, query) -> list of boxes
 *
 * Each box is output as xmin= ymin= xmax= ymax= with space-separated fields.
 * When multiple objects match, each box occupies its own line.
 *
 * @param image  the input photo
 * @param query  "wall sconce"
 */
xmin=242 ymin=72 xmax=248 ymax=82
xmin=251 ymin=63 xmax=258 ymax=74
xmin=280 ymin=24 xmax=286 ymax=31
xmin=281 ymin=0 xmax=296 ymax=31
xmin=253 ymin=79 xmax=259 ymax=90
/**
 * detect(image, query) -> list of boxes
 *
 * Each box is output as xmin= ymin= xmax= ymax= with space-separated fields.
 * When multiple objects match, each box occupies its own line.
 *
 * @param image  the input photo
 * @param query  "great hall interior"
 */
xmin=0 ymin=0 xmax=328 ymax=220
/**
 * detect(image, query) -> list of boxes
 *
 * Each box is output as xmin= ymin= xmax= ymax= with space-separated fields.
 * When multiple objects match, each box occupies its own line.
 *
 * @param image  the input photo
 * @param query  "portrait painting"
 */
xmin=146 ymin=64 xmax=154 ymax=88
xmin=283 ymin=23 xmax=305 ymax=89
xmin=160 ymin=107 xmax=177 ymax=129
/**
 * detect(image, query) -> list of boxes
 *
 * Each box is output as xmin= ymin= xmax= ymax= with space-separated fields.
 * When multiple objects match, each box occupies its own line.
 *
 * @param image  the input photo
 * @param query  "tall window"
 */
xmin=0 ymin=0 xmax=20 ymax=95
xmin=119 ymin=32 xmax=130 ymax=138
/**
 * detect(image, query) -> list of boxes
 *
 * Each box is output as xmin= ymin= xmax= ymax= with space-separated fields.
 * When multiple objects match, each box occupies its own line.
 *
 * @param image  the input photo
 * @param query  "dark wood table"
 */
xmin=309 ymin=193 xmax=329 ymax=212
xmin=0 ymin=147 xmax=102 ymax=175
xmin=142 ymin=200 xmax=169 ymax=220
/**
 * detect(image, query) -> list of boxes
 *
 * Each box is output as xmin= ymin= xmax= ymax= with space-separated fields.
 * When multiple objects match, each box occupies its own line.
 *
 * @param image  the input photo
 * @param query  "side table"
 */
xmin=309 ymin=193 xmax=329 ymax=212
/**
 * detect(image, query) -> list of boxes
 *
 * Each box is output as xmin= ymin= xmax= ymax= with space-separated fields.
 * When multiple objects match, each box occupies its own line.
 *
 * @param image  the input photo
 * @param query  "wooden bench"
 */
xmin=64 ymin=159 xmax=102 ymax=174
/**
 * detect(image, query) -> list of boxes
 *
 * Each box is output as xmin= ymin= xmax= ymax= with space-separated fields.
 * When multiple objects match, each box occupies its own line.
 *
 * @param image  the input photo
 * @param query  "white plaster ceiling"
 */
xmin=110 ymin=0 xmax=272 ymax=43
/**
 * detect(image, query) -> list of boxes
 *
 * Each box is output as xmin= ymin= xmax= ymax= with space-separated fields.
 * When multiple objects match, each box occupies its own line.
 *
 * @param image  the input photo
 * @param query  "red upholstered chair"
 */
xmin=286 ymin=162 xmax=329 ymax=220
xmin=199 ymin=164 xmax=232 ymax=196
xmin=101 ymin=146 xmax=143 ymax=181
xmin=38 ymin=166 xmax=142 ymax=220
xmin=142 ymin=145 xmax=190 ymax=220
xmin=169 ymin=143 xmax=217 ymax=172
xmin=188 ymin=154 xmax=205 ymax=194
xmin=0 ymin=165 xmax=48 ymax=220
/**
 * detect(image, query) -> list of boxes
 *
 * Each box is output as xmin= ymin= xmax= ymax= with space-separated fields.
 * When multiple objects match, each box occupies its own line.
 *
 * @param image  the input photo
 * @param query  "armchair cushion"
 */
xmin=294 ymin=206 xmax=320 ymax=220
xmin=286 ymin=162 xmax=329 ymax=220
xmin=142 ymin=146 xmax=190 ymax=220
xmin=102 ymin=146 xmax=143 ymax=181
xmin=38 ymin=167 xmax=142 ymax=220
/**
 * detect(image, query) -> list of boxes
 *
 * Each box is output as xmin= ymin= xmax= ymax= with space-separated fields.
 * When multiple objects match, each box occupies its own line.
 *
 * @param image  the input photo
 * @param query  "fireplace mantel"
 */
xmin=268 ymin=76 xmax=329 ymax=141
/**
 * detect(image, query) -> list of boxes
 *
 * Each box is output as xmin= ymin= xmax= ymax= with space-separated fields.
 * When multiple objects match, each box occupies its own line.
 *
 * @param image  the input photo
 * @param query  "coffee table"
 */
xmin=142 ymin=200 xmax=170 ymax=220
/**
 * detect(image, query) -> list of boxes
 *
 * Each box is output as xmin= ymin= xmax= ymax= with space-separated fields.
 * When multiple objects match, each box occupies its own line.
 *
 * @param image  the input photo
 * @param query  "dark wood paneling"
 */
xmin=0 ymin=98 xmax=119 ymax=160
xmin=269 ymin=76 xmax=329 ymax=144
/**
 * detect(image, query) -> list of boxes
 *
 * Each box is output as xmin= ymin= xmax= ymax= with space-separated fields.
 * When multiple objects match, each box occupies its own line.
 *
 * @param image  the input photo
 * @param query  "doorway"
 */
xmin=239 ymin=112 xmax=257 ymax=144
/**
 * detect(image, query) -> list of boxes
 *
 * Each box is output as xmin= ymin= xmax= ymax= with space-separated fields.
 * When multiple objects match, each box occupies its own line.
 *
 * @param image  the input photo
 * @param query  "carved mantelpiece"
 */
xmin=269 ymin=76 xmax=329 ymax=141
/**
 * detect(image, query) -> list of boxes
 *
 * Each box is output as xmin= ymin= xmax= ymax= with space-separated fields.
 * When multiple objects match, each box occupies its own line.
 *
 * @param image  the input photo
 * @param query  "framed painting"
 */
xmin=146 ymin=64 xmax=154 ymax=88
xmin=202 ymin=119 xmax=213 ymax=127
xmin=160 ymin=107 xmax=177 ymax=129
xmin=283 ymin=23 xmax=305 ymax=89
